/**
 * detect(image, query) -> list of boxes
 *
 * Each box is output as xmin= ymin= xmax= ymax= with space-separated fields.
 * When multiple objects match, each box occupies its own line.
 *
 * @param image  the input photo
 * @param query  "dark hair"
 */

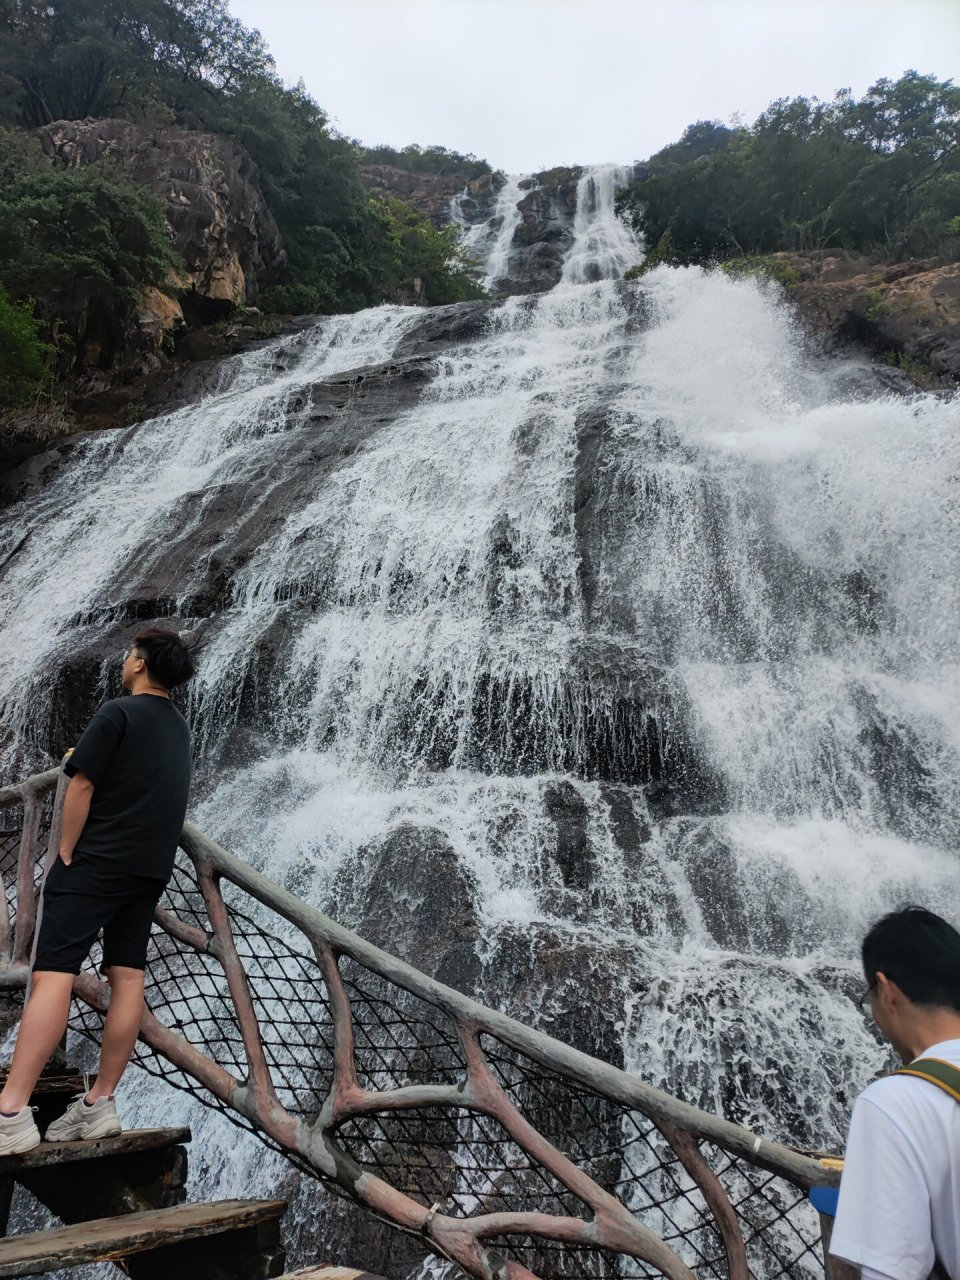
xmin=130 ymin=626 xmax=196 ymax=690
xmin=862 ymin=906 xmax=960 ymax=1013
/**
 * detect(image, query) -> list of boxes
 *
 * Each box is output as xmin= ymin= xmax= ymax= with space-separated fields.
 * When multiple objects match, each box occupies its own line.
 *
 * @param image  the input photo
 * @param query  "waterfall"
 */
xmin=451 ymin=173 xmax=526 ymax=292
xmin=1 ymin=166 xmax=958 ymax=1272
xmin=561 ymin=163 xmax=640 ymax=283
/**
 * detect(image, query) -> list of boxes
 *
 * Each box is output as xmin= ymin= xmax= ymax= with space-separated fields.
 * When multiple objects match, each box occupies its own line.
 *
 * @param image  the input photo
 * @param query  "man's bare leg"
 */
xmin=86 ymin=966 xmax=145 ymax=1101
xmin=0 ymin=972 xmax=74 ymax=1113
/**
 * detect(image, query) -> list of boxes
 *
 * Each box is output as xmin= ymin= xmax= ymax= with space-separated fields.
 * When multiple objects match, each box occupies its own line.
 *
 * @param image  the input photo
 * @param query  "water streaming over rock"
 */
xmin=561 ymin=164 xmax=639 ymax=284
xmin=451 ymin=174 xmax=527 ymax=292
xmin=2 ymin=165 xmax=958 ymax=1272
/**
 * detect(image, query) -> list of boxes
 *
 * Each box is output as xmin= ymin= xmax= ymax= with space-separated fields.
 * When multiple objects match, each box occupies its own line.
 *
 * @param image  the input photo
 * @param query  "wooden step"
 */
xmin=0 ymin=1127 xmax=191 ymax=1175
xmin=0 ymin=1074 xmax=85 ymax=1099
xmin=0 ymin=1198 xmax=286 ymax=1276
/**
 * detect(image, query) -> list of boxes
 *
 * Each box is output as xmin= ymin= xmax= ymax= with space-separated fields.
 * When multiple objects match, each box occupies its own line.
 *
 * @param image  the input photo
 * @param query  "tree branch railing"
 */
xmin=0 ymin=767 xmax=839 ymax=1280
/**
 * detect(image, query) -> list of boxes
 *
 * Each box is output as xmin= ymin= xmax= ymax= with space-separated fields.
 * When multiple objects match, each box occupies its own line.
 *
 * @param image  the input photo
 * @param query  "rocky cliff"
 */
xmin=0 ymin=121 xmax=288 ymax=478
xmin=40 ymin=119 xmax=285 ymax=325
xmin=358 ymin=163 xmax=482 ymax=226
xmin=766 ymin=250 xmax=960 ymax=385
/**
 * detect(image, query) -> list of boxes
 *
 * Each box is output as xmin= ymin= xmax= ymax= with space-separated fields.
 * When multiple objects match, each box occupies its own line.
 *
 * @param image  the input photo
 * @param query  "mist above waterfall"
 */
xmin=1 ymin=166 xmax=957 ymax=1271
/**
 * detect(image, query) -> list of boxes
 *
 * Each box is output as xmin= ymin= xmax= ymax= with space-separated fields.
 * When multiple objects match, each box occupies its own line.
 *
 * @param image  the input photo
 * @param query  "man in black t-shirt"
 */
xmin=0 ymin=627 xmax=194 ymax=1154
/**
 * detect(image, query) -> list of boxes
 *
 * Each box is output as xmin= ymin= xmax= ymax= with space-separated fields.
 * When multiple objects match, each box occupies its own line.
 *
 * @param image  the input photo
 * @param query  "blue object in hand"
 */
xmin=809 ymin=1185 xmax=840 ymax=1216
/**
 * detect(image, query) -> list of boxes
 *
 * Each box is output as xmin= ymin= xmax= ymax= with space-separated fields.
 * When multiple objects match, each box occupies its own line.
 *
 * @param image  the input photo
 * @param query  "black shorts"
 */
xmin=33 ymin=856 xmax=166 ymax=976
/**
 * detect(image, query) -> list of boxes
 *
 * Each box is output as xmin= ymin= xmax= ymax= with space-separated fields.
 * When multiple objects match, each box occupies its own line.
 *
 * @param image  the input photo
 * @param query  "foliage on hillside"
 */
xmin=0 ymin=126 xmax=178 ymax=407
xmin=357 ymin=143 xmax=492 ymax=181
xmin=617 ymin=72 xmax=960 ymax=269
xmin=0 ymin=131 xmax=177 ymax=326
xmin=0 ymin=0 xmax=483 ymax=330
xmin=0 ymin=284 xmax=51 ymax=408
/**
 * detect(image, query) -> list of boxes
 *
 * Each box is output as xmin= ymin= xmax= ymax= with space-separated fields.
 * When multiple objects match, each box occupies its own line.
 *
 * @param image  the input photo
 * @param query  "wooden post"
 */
xmin=29 ymin=760 xmax=69 ymax=1022
xmin=12 ymin=793 xmax=42 ymax=969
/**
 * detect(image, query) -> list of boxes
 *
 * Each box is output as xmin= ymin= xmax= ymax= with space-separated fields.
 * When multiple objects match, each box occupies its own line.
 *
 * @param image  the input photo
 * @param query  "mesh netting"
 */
xmin=65 ymin=854 xmax=822 ymax=1280
xmin=1 ymin=810 xmax=52 ymax=935
xmin=1 ymin=823 xmax=21 ymax=927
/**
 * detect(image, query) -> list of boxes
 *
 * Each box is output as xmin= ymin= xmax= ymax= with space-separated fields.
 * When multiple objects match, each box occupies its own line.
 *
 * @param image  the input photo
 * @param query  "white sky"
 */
xmin=228 ymin=0 xmax=960 ymax=173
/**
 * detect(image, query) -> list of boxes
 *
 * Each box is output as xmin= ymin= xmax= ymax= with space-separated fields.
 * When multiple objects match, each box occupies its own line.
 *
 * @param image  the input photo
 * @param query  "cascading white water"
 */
xmin=451 ymin=174 xmax=526 ymax=291
xmin=561 ymin=163 xmax=640 ymax=283
xmin=2 ymin=169 xmax=958 ymax=1271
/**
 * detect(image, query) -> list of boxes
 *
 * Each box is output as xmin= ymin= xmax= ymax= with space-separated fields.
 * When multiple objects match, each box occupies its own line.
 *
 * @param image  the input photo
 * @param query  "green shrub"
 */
xmin=864 ymin=286 xmax=890 ymax=322
xmin=0 ymin=286 xmax=51 ymax=408
xmin=719 ymin=257 xmax=800 ymax=288
xmin=0 ymin=164 xmax=176 ymax=322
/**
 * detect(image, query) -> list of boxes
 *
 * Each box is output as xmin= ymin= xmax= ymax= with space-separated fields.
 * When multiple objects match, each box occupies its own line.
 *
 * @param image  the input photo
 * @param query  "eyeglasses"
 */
xmin=122 ymin=647 xmax=141 ymax=663
xmin=857 ymin=979 xmax=877 ymax=1011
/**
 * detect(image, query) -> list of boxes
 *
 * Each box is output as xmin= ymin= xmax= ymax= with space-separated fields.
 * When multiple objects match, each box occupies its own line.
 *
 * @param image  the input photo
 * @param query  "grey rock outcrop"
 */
xmin=454 ymin=164 xmax=642 ymax=296
xmin=508 ymin=166 xmax=583 ymax=294
xmin=359 ymin=164 xmax=483 ymax=227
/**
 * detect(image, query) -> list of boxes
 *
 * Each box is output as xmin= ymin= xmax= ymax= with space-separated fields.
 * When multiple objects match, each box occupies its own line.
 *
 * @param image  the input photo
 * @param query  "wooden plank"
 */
xmin=0 ymin=1071 xmax=85 ymax=1097
xmin=0 ymin=1198 xmax=287 ymax=1277
xmin=0 ymin=1127 xmax=191 ymax=1174
xmin=18 ymin=1138 xmax=188 ymax=1224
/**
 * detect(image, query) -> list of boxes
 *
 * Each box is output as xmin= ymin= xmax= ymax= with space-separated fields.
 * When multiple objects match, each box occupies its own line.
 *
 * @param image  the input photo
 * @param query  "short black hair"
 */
xmin=130 ymin=626 xmax=196 ymax=690
xmin=862 ymin=906 xmax=960 ymax=1013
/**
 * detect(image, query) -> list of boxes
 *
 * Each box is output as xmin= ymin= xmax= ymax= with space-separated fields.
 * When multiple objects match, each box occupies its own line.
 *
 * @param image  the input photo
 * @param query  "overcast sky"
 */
xmin=228 ymin=0 xmax=959 ymax=173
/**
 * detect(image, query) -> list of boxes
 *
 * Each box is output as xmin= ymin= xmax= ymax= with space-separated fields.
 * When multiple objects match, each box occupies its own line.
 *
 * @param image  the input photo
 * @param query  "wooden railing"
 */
xmin=1 ymin=767 xmax=839 ymax=1280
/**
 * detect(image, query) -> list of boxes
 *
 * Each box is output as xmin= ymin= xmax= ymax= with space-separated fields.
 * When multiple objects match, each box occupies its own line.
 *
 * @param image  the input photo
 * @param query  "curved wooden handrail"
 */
xmin=1 ymin=766 xmax=835 ymax=1279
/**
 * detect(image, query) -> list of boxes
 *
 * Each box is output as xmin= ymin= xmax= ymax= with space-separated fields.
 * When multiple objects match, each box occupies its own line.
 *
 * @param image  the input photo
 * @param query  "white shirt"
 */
xmin=831 ymin=1039 xmax=960 ymax=1280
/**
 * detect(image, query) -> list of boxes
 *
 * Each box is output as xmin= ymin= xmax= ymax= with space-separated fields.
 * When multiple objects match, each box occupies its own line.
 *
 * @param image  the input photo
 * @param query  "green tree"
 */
xmin=0 ymin=0 xmax=274 ymax=126
xmin=370 ymin=196 xmax=484 ymax=304
xmin=0 ymin=283 xmax=50 ymax=407
xmin=357 ymin=143 xmax=492 ymax=181
xmin=0 ymin=146 xmax=177 ymax=363
xmin=617 ymin=71 xmax=960 ymax=266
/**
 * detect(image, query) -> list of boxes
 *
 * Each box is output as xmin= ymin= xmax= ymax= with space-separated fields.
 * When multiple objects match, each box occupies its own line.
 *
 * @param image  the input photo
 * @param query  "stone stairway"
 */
xmin=0 ymin=1072 xmax=287 ymax=1278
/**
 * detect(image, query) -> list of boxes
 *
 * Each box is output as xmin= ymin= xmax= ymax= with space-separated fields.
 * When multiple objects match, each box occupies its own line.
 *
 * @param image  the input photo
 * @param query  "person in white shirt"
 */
xmin=831 ymin=906 xmax=960 ymax=1280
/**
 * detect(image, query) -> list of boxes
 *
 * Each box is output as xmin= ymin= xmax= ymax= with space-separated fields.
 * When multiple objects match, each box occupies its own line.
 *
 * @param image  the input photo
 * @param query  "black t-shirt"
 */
xmin=64 ymin=694 xmax=192 ymax=882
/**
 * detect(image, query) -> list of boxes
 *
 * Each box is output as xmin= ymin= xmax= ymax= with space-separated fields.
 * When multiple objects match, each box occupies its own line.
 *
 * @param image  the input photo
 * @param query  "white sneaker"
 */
xmin=0 ymin=1106 xmax=40 ymax=1155
xmin=45 ymin=1094 xmax=121 ymax=1141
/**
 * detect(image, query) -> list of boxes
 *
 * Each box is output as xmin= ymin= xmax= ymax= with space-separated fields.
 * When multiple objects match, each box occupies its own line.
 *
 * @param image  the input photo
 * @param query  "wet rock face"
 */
xmin=358 ymin=164 xmax=492 ymax=228
xmin=482 ymin=923 xmax=645 ymax=1067
xmin=506 ymin=167 xmax=583 ymax=295
xmin=352 ymin=823 xmax=482 ymax=994
xmin=455 ymin=165 xmax=642 ymax=296
xmin=768 ymin=250 xmax=960 ymax=385
xmin=38 ymin=119 xmax=286 ymax=313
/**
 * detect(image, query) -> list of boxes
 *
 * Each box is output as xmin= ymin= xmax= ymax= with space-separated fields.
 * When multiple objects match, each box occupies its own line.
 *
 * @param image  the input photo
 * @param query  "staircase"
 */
xmin=0 ymin=1070 xmax=287 ymax=1278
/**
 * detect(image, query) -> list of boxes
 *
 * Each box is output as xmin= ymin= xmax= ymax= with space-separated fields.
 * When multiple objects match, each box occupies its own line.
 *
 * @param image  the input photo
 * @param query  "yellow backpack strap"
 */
xmin=894 ymin=1057 xmax=960 ymax=1103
